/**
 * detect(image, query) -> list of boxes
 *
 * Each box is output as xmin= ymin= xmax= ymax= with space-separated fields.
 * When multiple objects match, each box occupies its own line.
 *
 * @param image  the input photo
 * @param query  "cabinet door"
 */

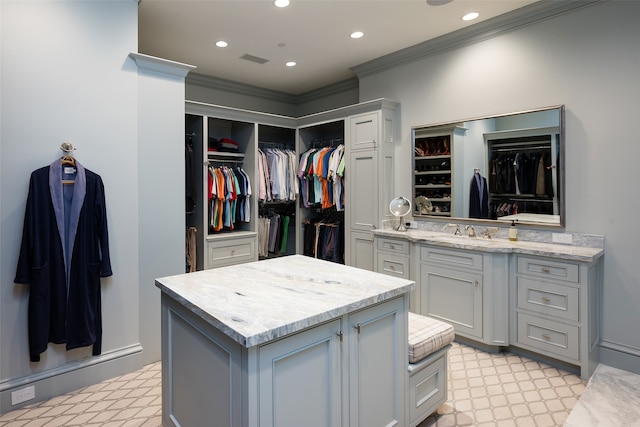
xmin=348 ymin=297 xmax=406 ymax=427
xmin=258 ymin=320 xmax=342 ymax=427
xmin=349 ymin=150 xmax=378 ymax=232
xmin=349 ymin=231 xmax=374 ymax=271
xmin=350 ymin=112 xmax=379 ymax=151
xmin=420 ymin=264 xmax=483 ymax=339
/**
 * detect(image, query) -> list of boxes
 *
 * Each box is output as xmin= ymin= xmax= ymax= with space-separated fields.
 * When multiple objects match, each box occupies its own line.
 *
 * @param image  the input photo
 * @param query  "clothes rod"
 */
xmin=493 ymin=144 xmax=551 ymax=152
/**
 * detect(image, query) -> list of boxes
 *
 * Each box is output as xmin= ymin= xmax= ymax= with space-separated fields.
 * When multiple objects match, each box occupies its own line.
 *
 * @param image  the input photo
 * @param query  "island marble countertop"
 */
xmin=373 ymin=229 xmax=604 ymax=263
xmin=155 ymin=255 xmax=414 ymax=348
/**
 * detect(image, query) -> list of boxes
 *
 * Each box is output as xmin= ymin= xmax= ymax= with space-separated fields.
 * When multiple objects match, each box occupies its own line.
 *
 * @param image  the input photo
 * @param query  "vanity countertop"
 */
xmin=373 ymin=229 xmax=604 ymax=263
xmin=155 ymin=255 xmax=414 ymax=348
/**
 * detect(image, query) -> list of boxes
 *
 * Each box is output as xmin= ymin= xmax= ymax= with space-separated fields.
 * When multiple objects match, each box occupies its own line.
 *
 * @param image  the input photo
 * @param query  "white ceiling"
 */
xmin=138 ymin=0 xmax=538 ymax=95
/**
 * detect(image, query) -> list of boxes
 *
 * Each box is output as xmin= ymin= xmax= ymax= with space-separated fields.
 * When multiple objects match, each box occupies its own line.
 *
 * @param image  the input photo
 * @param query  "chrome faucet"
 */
xmin=454 ymin=225 xmax=462 ymax=236
xmin=465 ymin=225 xmax=476 ymax=238
xmin=483 ymin=226 xmax=498 ymax=239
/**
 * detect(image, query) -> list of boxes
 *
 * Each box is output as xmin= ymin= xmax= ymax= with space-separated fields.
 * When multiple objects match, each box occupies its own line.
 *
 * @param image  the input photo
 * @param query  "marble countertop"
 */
xmin=155 ymin=255 xmax=414 ymax=348
xmin=373 ymin=229 xmax=604 ymax=262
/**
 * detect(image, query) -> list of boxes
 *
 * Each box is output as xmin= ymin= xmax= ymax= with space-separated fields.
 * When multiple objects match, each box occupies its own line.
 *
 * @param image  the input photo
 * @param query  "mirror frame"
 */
xmin=411 ymin=105 xmax=565 ymax=229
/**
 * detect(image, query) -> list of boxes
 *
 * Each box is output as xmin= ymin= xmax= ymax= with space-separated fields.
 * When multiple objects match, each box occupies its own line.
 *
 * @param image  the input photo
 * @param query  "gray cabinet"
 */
xmin=511 ymin=255 xmax=601 ymax=380
xmin=375 ymin=238 xmax=509 ymax=348
xmin=419 ymin=247 xmax=484 ymax=340
xmin=258 ymin=296 xmax=407 ymax=427
xmin=346 ymin=105 xmax=399 ymax=270
xmin=374 ymin=236 xmax=414 ymax=311
xmin=347 ymin=296 xmax=407 ymax=427
xmin=258 ymin=319 xmax=342 ymax=427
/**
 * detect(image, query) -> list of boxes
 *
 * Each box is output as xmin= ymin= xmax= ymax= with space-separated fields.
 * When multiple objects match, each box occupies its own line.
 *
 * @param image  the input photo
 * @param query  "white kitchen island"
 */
xmin=155 ymin=255 xmax=414 ymax=427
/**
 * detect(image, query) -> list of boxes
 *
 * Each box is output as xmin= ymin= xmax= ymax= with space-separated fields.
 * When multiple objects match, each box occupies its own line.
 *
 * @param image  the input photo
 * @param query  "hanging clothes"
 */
xmin=257 ymin=148 xmax=298 ymax=203
xmin=15 ymin=158 xmax=112 ymax=362
xmin=469 ymin=171 xmax=489 ymax=219
xmin=298 ymin=145 xmax=345 ymax=210
xmin=185 ymin=136 xmax=196 ymax=213
xmin=207 ymin=165 xmax=251 ymax=232
xmin=185 ymin=227 xmax=197 ymax=272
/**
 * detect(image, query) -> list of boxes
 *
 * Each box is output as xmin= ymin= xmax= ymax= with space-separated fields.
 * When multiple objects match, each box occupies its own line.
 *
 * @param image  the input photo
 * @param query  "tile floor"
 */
xmin=0 ymin=342 xmax=585 ymax=427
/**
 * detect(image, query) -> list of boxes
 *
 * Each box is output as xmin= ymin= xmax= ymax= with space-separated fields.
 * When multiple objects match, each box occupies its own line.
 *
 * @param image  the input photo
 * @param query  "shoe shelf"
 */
xmin=413 ymin=134 xmax=453 ymax=217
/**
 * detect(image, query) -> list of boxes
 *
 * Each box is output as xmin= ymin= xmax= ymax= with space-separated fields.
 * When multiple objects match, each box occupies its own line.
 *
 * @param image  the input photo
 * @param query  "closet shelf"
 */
xmin=208 ymin=152 xmax=245 ymax=159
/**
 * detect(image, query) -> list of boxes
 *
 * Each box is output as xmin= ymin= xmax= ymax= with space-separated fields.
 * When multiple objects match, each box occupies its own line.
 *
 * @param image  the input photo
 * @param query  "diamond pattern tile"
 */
xmin=0 ymin=342 xmax=585 ymax=426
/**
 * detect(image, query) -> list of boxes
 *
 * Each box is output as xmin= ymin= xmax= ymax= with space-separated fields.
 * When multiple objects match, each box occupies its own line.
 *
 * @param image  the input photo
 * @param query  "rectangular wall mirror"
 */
xmin=412 ymin=105 xmax=565 ymax=228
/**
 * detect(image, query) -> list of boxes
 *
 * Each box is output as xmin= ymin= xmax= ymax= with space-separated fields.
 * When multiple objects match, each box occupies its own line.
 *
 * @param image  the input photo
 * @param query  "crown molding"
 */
xmin=295 ymin=77 xmax=359 ymax=105
xmin=129 ymin=53 xmax=196 ymax=77
xmin=351 ymin=0 xmax=601 ymax=78
xmin=186 ymin=72 xmax=298 ymax=104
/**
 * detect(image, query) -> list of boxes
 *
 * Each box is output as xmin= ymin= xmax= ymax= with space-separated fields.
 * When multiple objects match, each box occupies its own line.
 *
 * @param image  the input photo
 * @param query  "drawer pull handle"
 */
xmin=354 ymin=324 xmax=361 ymax=334
xmin=541 ymin=267 xmax=551 ymax=273
xmin=542 ymin=296 xmax=551 ymax=304
xmin=389 ymin=265 xmax=396 ymax=271
xmin=389 ymin=245 xmax=396 ymax=250
xmin=231 ymin=250 xmax=236 ymax=255
xmin=337 ymin=331 xmax=343 ymax=342
xmin=542 ymin=333 xmax=551 ymax=341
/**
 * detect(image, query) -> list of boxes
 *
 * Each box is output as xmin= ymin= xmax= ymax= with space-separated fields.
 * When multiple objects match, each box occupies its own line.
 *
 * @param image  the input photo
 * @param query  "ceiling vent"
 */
xmin=240 ymin=54 xmax=269 ymax=65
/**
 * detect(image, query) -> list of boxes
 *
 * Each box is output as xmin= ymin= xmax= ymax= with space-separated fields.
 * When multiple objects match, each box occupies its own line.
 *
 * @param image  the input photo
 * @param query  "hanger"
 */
xmin=60 ymin=141 xmax=76 ymax=167
xmin=60 ymin=142 xmax=76 ymax=184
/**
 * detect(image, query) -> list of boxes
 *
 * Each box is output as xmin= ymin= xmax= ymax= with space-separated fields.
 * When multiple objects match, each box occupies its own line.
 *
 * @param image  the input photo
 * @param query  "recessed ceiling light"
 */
xmin=215 ymin=40 xmax=228 ymax=48
xmin=286 ymin=61 xmax=296 ymax=67
xmin=462 ymin=12 xmax=479 ymax=21
xmin=350 ymin=31 xmax=364 ymax=39
xmin=274 ymin=0 xmax=289 ymax=7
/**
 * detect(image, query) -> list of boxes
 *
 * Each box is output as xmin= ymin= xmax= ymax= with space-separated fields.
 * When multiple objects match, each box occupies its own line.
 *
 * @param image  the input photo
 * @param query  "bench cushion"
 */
xmin=408 ymin=312 xmax=455 ymax=364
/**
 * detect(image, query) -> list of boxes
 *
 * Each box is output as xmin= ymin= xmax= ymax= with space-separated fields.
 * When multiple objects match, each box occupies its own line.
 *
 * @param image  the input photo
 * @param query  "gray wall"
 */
xmin=0 ymin=1 xmax=185 ymax=413
xmin=358 ymin=1 xmax=640 ymax=373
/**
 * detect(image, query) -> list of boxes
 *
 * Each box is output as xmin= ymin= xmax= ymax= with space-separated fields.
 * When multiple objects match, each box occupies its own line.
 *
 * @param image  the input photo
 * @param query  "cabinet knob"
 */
xmin=389 ymin=245 xmax=396 ymax=250
xmin=336 ymin=331 xmax=343 ymax=342
xmin=542 ymin=296 xmax=551 ymax=304
xmin=541 ymin=267 xmax=551 ymax=273
xmin=231 ymin=250 xmax=236 ymax=255
xmin=389 ymin=265 xmax=396 ymax=271
xmin=542 ymin=333 xmax=551 ymax=341
xmin=354 ymin=323 xmax=361 ymax=334
xmin=474 ymin=280 xmax=479 ymax=288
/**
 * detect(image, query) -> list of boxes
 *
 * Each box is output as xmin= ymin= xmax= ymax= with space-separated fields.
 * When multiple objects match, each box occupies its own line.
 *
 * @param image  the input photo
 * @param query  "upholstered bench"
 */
xmin=407 ymin=312 xmax=455 ymax=427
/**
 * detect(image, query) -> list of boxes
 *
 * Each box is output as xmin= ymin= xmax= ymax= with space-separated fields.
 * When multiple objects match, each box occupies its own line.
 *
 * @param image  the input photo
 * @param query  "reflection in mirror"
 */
xmin=412 ymin=105 xmax=564 ymax=228
xmin=389 ymin=196 xmax=411 ymax=232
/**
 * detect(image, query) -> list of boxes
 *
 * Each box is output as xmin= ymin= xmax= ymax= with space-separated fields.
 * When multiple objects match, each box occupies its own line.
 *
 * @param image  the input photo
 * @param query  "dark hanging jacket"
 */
xmin=14 ymin=159 xmax=112 ymax=362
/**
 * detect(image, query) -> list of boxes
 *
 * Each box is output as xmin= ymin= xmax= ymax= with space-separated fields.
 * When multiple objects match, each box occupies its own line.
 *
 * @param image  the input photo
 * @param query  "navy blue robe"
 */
xmin=15 ymin=159 xmax=112 ymax=362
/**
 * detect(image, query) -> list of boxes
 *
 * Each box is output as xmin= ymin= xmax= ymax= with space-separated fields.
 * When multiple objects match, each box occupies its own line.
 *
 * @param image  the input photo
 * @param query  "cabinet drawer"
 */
xmin=517 ymin=256 xmax=579 ymax=283
xmin=420 ymin=246 xmax=483 ymax=271
xmin=206 ymin=236 xmax=256 ymax=268
xmin=516 ymin=312 xmax=579 ymax=361
xmin=517 ymin=277 xmax=579 ymax=322
xmin=377 ymin=237 xmax=410 ymax=255
xmin=376 ymin=252 xmax=410 ymax=280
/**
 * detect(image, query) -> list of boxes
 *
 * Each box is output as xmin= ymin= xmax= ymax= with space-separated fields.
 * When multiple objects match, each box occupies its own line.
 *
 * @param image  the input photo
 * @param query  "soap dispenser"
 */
xmin=509 ymin=220 xmax=518 ymax=242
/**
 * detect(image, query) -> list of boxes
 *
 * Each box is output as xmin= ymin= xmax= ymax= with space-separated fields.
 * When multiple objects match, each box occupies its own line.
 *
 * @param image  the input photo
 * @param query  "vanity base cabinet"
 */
xmin=161 ymin=293 xmax=407 ymax=427
xmin=511 ymin=255 xmax=601 ymax=380
xmin=420 ymin=263 xmax=483 ymax=340
xmin=417 ymin=245 xmax=509 ymax=347
xmin=374 ymin=236 xmax=415 ymax=311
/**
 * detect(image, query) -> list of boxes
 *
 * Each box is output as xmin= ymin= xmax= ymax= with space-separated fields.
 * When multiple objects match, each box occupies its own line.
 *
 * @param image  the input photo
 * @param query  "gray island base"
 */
xmin=155 ymin=255 xmax=415 ymax=427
